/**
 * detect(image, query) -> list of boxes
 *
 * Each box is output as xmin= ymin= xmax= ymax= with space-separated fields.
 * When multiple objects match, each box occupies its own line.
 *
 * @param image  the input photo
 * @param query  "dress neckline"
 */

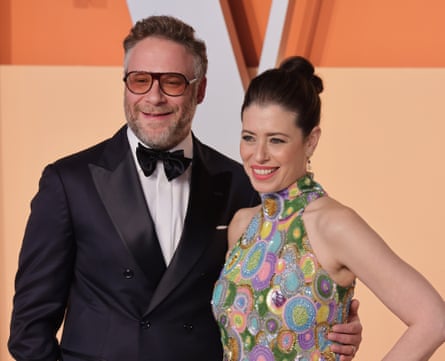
xmin=260 ymin=173 xmax=326 ymax=221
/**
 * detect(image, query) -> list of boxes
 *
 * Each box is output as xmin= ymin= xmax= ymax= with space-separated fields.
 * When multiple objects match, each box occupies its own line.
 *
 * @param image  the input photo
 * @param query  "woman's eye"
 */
xmin=270 ymin=138 xmax=285 ymax=144
xmin=241 ymin=135 xmax=254 ymax=142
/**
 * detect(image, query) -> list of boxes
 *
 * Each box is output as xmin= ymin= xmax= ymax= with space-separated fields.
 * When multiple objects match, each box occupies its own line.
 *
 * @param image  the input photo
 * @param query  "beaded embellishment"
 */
xmin=212 ymin=175 xmax=355 ymax=361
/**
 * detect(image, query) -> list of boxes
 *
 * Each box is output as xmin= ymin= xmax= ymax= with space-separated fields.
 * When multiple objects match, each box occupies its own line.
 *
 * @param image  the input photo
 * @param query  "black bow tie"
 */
xmin=136 ymin=143 xmax=192 ymax=181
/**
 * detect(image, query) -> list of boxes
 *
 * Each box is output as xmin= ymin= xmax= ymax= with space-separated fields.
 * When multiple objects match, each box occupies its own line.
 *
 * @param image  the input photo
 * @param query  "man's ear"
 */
xmin=306 ymin=126 xmax=321 ymax=157
xmin=197 ymin=77 xmax=207 ymax=104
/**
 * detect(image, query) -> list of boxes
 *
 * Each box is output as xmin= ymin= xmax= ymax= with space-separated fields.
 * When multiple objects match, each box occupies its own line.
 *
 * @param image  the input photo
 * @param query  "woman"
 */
xmin=211 ymin=56 xmax=445 ymax=360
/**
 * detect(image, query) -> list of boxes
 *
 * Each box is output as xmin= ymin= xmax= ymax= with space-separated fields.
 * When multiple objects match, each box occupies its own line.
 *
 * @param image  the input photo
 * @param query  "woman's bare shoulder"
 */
xmin=234 ymin=205 xmax=261 ymax=220
xmin=307 ymin=196 xmax=358 ymax=223
xmin=304 ymin=195 xmax=365 ymax=243
xmin=228 ymin=205 xmax=261 ymax=248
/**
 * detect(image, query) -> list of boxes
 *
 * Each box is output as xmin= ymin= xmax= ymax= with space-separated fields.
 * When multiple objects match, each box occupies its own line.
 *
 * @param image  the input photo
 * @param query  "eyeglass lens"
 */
xmin=125 ymin=72 xmax=189 ymax=96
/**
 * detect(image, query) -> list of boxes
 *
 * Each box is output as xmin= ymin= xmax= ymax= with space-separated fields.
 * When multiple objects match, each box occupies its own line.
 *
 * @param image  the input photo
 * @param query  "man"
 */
xmin=9 ymin=15 xmax=361 ymax=361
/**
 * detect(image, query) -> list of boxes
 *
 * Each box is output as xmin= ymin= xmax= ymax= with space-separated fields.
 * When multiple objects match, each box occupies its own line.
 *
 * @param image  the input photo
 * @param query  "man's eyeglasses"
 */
xmin=123 ymin=71 xmax=197 ymax=97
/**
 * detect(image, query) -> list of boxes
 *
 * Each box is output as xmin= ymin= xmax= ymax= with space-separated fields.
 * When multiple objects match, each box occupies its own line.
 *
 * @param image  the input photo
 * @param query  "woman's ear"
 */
xmin=306 ymin=126 xmax=321 ymax=158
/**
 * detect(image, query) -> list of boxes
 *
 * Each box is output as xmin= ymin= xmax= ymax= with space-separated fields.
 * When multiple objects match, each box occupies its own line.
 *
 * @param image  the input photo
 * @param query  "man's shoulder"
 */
xmin=193 ymin=138 xmax=258 ymax=203
xmin=193 ymin=137 xmax=242 ymax=170
xmin=53 ymin=126 xmax=127 ymax=167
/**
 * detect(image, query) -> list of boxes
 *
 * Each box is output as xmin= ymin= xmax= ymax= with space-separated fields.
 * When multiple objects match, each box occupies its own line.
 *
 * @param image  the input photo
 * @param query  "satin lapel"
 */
xmin=145 ymin=147 xmax=229 ymax=314
xmin=89 ymin=132 xmax=166 ymax=287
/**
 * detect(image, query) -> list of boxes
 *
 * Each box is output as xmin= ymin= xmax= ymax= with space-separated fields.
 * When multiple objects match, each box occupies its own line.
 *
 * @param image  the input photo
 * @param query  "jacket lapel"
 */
xmin=146 ymin=138 xmax=230 ymax=314
xmin=89 ymin=127 xmax=166 ymax=287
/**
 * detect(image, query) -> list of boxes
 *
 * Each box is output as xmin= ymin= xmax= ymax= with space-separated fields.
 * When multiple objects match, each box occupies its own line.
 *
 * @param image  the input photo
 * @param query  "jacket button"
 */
xmin=140 ymin=320 xmax=151 ymax=329
xmin=122 ymin=268 xmax=134 ymax=279
xmin=183 ymin=323 xmax=193 ymax=332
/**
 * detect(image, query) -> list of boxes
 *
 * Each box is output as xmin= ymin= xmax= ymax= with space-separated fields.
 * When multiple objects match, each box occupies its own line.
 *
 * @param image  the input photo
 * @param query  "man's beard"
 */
xmin=125 ymin=99 xmax=196 ymax=150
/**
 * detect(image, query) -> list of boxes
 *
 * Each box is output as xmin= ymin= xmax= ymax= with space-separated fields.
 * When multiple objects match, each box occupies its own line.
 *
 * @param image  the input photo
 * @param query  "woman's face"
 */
xmin=240 ymin=103 xmax=320 ymax=194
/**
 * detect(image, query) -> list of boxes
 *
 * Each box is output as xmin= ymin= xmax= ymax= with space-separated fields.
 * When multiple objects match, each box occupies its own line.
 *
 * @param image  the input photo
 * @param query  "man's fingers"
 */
xmin=348 ymin=299 xmax=360 ymax=320
xmin=328 ymin=329 xmax=361 ymax=347
xmin=330 ymin=343 xmax=357 ymax=360
xmin=328 ymin=298 xmax=362 ymax=359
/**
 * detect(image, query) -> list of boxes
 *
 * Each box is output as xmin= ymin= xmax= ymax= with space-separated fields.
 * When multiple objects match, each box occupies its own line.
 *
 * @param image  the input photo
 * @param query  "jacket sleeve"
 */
xmin=8 ymin=164 xmax=75 ymax=361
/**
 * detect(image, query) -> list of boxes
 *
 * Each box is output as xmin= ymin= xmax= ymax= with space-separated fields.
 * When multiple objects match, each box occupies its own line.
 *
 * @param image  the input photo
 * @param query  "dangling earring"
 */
xmin=307 ymin=158 xmax=314 ymax=178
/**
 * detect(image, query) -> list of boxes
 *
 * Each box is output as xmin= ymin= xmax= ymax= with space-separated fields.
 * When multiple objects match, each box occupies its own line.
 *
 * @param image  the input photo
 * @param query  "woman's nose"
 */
xmin=254 ymin=142 xmax=269 ymax=162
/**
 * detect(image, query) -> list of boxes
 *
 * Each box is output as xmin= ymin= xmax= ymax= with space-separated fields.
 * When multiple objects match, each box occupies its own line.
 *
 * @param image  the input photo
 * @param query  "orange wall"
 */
xmin=1 ymin=0 xmax=131 ymax=66
xmin=1 ymin=0 xmax=445 ymax=67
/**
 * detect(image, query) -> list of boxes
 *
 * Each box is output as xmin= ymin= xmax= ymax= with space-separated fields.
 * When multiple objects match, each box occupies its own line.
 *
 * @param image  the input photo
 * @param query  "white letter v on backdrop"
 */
xmin=125 ymin=0 xmax=290 ymax=161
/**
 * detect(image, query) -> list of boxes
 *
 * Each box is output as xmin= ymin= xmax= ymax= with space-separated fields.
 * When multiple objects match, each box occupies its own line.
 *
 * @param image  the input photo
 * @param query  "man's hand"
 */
xmin=328 ymin=299 xmax=362 ymax=361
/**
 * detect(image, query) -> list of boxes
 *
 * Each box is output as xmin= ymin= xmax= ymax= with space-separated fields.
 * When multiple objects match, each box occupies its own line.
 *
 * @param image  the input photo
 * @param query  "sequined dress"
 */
xmin=211 ymin=175 xmax=355 ymax=361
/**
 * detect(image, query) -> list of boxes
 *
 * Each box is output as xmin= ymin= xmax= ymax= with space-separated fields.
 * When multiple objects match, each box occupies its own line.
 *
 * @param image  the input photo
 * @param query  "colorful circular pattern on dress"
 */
xmin=280 ymin=201 xmax=297 ymax=221
xmin=280 ymin=244 xmax=298 ymax=265
xmin=316 ymin=303 xmax=329 ymax=324
xmin=283 ymin=296 xmax=316 ymax=333
xmin=230 ymin=310 xmax=247 ymax=332
xmin=227 ymin=329 xmax=242 ymax=361
xmin=212 ymin=278 xmax=232 ymax=309
xmin=248 ymin=344 xmax=274 ymax=361
xmin=288 ymin=182 xmax=301 ymax=198
xmin=266 ymin=229 xmax=285 ymax=254
xmin=308 ymin=349 xmax=322 ymax=361
xmin=212 ymin=176 xmax=354 ymax=361
xmin=278 ymin=208 xmax=301 ymax=231
xmin=276 ymin=329 xmax=296 ymax=353
xmin=233 ymin=285 xmax=254 ymax=314
xmin=259 ymin=219 xmax=276 ymax=241
xmin=315 ymin=323 xmax=331 ymax=352
xmin=341 ymin=287 xmax=355 ymax=320
xmin=247 ymin=310 xmax=261 ymax=335
xmin=280 ymin=267 xmax=305 ymax=298
xmin=316 ymin=301 xmax=337 ymax=324
xmin=218 ymin=312 xmax=229 ymax=328
xmin=266 ymin=286 xmax=287 ymax=314
xmin=314 ymin=270 xmax=335 ymax=302
xmin=254 ymin=330 xmax=267 ymax=346
xmin=241 ymin=213 xmax=262 ymax=248
xmin=263 ymin=312 xmax=282 ymax=335
xmin=298 ymin=329 xmax=315 ymax=350
xmin=275 ymin=258 xmax=286 ymax=274
xmin=327 ymin=300 xmax=337 ymax=323
xmin=300 ymin=254 xmax=317 ymax=283
xmin=221 ymin=281 xmax=237 ymax=308
xmin=223 ymin=247 xmax=242 ymax=275
xmin=262 ymin=193 xmax=283 ymax=221
xmin=291 ymin=225 xmax=303 ymax=244
xmin=252 ymin=252 xmax=277 ymax=291
xmin=301 ymin=286 xmax=313 ymax=298
xmin=240 ymin=241 xmax=267 ymax=279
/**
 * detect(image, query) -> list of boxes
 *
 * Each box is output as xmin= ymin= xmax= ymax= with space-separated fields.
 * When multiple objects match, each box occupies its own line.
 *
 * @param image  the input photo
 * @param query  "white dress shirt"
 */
xmin=127 ymin=127 xmax=192 ymax=265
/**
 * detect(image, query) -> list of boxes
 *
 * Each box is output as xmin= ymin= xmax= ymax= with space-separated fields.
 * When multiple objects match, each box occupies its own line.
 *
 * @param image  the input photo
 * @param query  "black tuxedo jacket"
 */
xmin=9 ymin=126 xmax=259 ymax=361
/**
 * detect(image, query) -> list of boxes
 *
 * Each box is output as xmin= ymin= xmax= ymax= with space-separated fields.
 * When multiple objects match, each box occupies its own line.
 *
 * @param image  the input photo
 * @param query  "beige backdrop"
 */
xmin=1 ymin=65 xmax=444 ymax=360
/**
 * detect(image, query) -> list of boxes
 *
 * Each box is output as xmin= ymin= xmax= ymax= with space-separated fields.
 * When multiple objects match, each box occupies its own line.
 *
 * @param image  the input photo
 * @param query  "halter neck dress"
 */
xmin=211 ymin=174 xmax=355 ymax=361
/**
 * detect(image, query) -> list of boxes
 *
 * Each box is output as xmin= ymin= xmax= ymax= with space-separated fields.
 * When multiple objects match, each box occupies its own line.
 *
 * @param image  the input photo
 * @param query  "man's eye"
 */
xmin=134 ymin=77 xmax=149 ymax=84
xmin=165 ymin=79 xmax=182 ymax=86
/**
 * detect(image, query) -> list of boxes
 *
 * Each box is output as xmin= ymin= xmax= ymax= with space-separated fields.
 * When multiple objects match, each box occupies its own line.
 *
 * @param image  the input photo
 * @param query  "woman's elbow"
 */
xmin=440 ymin=302 xmax=445 ymax=344
xmin=431 ymin=300 xmax=445 ymax=347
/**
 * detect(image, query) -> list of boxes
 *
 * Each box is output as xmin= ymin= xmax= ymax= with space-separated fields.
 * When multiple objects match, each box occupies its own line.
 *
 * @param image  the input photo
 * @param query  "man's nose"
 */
xmin=143 ymin=79 xmax=166 ymax=103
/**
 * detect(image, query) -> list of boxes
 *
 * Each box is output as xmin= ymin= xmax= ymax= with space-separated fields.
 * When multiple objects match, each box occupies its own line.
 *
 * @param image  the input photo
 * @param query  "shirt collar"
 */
xmin=127 ymin=126 xmax=194 ymax=170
